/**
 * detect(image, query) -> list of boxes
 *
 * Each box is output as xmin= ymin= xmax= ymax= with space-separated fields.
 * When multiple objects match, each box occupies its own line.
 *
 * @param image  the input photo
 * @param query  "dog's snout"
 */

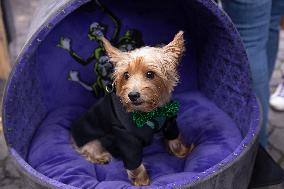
xmin=128 ymin=92 xmax=140 ymax=102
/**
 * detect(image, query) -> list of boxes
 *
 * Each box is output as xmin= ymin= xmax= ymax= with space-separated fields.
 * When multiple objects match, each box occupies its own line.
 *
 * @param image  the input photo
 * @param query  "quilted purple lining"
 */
xmin=28 ymin=92 xmax=242 ymax=188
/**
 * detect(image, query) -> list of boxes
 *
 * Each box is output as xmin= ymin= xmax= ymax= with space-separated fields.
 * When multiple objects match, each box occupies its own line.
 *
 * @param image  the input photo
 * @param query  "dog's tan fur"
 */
xmin=79 ymin=31 xmax=192 ymax=186
xmin=78 ymin=140 xmax=112 ymax=164
xmin=101 ymin=31 xmax=185 ymax=113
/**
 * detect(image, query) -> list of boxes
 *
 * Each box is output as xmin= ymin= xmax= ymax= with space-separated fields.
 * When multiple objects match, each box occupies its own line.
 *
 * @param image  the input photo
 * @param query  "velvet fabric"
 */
xmin=2 ymin=0 xmax=259 ymax=188
xmin=28 ymin=92 xmax=242 ymax=188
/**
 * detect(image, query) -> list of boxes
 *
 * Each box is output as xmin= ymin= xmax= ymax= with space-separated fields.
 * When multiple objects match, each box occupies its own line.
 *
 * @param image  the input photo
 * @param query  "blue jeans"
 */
xmin=222 ymin=0 xmax=284 ymax=147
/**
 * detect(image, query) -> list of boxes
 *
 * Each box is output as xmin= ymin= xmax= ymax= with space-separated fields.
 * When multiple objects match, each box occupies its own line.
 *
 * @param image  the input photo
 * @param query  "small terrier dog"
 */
xmin=71 ymin=31 xmax=193 ymax=186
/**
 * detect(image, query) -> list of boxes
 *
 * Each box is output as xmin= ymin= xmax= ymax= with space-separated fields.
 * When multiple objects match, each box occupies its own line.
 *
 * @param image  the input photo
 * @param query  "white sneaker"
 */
xmin=270 ymin=82 xmax=284 ymax=111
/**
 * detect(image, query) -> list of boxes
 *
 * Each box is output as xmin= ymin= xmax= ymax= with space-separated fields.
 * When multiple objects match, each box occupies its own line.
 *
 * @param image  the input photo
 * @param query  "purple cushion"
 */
xmin=28 ymin=91 xmax=242 ymax=189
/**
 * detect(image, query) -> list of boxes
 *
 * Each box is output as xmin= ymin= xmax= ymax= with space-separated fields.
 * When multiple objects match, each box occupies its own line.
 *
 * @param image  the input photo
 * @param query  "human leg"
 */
xmin=222 ymin=0 xmax=272 ymax=146
xmin=267 ymin=0 xmax=284 ymax=78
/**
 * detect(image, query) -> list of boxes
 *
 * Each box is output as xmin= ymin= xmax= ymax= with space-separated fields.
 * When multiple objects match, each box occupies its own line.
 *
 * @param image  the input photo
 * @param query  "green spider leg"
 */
xmin=57 ymin=0 xmax=121 ymax=65
xmin=57 ymin=39 xmax=97 ymax=66
xmin=92 ymin=47 xmax=107 ymax=96
xmin=95 ymin=0 xmax=121 ymax=43
xmin=57 ymin=0 xmax=122 ymax=96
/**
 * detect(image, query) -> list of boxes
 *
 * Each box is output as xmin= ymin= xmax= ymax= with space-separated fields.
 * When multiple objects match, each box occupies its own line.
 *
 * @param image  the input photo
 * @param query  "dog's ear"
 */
xmin=162 ymin=31 xmax=185 ymax=67
xmin=101 ymin=37 xmax=127 ymax=66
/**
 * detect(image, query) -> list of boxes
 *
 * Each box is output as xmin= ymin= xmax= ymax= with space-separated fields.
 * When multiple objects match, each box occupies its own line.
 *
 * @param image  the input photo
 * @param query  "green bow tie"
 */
xmin=131 ymin=101 xmax=179 ymax=128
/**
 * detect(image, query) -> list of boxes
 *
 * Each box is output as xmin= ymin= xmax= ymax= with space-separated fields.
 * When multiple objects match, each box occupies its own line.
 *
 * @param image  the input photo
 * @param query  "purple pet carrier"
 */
xmin=3 ymin=0 xmax=260 ymax=188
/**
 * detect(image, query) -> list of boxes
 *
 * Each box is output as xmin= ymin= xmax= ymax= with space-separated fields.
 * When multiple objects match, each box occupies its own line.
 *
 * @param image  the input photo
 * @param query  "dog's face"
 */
xmin=101 ymin=31 xmax=185 ymax=112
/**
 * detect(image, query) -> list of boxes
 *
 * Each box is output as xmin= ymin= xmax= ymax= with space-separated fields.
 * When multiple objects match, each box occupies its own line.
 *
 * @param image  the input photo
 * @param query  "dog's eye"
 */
xmin=146 ymin=71 xmax=155 ymax=79
xmin=123 ymin=72 xmax=129 ymax=80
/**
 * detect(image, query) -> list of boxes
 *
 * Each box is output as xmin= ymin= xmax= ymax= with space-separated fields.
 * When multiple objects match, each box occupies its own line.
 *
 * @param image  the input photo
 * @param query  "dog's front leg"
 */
xmin=163 ymin=117 xmax=194 ymax=158
xmin=116 ymin=132 xmax=150 ymax=186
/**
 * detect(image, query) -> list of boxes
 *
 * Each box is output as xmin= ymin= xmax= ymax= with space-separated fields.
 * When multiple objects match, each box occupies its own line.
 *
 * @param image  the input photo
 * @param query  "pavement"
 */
xmin=0 ymin=0 xmax=284 ymax=188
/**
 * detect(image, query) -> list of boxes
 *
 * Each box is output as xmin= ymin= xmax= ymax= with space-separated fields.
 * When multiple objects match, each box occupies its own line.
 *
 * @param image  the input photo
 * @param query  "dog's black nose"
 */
xmin=128 ymin=92 xmax=140 ymax=102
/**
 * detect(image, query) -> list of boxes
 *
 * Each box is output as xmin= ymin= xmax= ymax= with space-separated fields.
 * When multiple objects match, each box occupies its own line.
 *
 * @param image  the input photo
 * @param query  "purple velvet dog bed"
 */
xmin=3 ymin=0 xmax=260 ymax=189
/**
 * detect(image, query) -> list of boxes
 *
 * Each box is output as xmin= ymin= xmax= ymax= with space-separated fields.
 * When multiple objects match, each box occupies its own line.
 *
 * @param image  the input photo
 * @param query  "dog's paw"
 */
xmin=84 ymin=151 xmax=112 ymax=164
xmin=127 ymin=164 xmax=150 ymax=186
xmin=133 ymin=174 xmax=150 ymax=186
xmin=168 ymin=137 xmax=194 ymax=158
xmin=79 ymin=140 xmax=112 ymax=164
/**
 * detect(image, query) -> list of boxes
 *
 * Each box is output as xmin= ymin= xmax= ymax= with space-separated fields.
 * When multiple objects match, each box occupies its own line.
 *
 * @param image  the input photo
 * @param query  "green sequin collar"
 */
xmin=131 ymin=101 xmax=179 ymax=128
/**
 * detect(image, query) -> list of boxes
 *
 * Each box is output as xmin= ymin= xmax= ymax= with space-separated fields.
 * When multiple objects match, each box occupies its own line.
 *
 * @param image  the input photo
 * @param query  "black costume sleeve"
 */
xmin=71 ymin=117 xmax=105 ymax=147
xmin=112 ymin=127 xmax=143 ymax=170
xmin=71 ymin=95 xmax=114 ymax=147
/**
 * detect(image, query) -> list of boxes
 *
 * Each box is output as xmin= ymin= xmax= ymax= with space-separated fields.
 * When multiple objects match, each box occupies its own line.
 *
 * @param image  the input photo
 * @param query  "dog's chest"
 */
xmin=145 ymin=116 xmax=166 ymax=131
xmin=110 ymin=93 xmax=167 ymax=138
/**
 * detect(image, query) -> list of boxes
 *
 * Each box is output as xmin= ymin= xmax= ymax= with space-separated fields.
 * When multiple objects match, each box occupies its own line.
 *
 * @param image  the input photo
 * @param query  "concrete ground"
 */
xmin=0 ymin=0 xmax=284 ymax=188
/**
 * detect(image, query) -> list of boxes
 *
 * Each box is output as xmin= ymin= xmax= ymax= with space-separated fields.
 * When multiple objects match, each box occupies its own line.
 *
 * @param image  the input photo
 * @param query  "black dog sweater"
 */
xmin=71 ymin=93 xmax=179 ymax=170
